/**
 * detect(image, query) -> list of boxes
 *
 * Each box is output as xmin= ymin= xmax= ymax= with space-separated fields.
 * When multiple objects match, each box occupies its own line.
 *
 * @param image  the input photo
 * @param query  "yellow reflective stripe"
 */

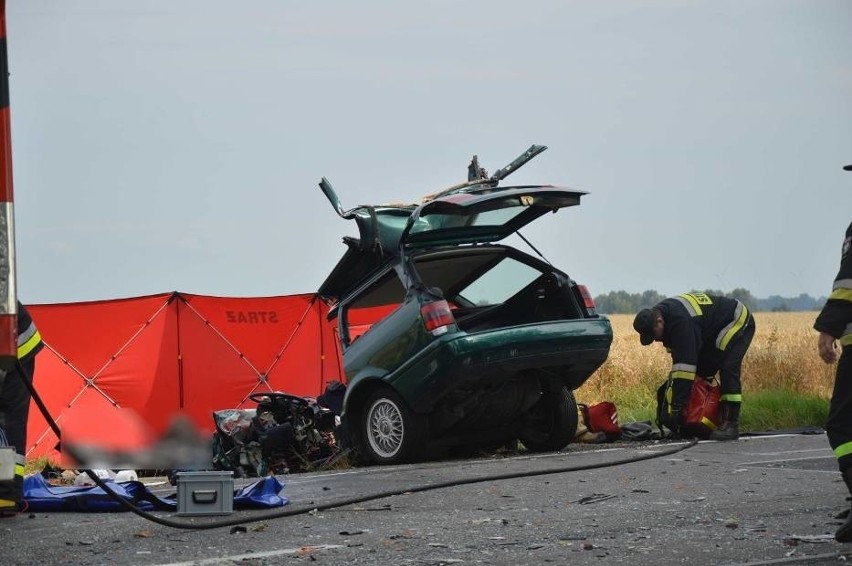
xmin=841 ymin=334 xmax=852 ymax=347
xmin=700 ymin=417 xmax=717 ymax=430
xmin=17 ymin=320 xmax=38 ymax=347
xmin=717 ymin=303 xmax=749 ymax=351
xmin=720 ymin=394 xmax=742 ymax=403
xmin=676 ymin=294 xmax=702 ymax=316
xmin=834 ymin=441 xmax=852 ymax=459
xmin=829 ymin=288 xmax=852 ymax=303
xmin=0 ymin=499 xmax=15 ymax=508
xmin=15 ymin=463 xmax=24 ymax=475
xmin=17 ymin=329 xmax=42 ymax=359
xmin=671 ymin=371 xmax=695 ymax=381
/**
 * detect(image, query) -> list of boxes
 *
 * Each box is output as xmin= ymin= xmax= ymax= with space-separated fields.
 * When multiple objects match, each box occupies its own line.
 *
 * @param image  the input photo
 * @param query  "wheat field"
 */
xmin=576 ymin=311 xmax=837 ymax=420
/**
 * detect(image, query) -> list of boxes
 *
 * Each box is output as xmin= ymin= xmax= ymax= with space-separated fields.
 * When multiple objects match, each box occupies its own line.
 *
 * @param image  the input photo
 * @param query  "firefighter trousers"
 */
xmin=697 ymin=314 xmax=756 ymax=401
xmin=0 ymin=357 xmax=36 ymax=458
xmin=827 ymin=345 xmax=852 ymax=473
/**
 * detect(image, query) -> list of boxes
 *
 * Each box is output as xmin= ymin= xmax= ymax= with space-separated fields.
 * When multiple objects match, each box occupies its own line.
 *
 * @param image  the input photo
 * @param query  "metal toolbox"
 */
xmin=176 ymin=471 xmax=234 ymax=516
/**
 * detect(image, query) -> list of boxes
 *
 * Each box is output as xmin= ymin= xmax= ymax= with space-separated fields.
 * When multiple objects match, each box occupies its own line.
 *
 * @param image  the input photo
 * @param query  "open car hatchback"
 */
xmin=317 ymin=145 xmax=613 ymax=465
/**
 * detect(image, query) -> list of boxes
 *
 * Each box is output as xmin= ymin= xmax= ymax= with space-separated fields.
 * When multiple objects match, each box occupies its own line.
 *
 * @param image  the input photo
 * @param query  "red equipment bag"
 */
xmin=579 ymin=402 xmax=621 ymax=440
xmin=657 ymin=376 xmax=722 ymax=438
xmin=682 ymin=377 xmax=721 ymax=437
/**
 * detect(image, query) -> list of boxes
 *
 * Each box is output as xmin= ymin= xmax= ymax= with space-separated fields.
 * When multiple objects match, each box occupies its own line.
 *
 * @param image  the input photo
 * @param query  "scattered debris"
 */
xmin=783 ymin=534 xmax=834 ymax=544
xmin=577 ymin=494 xmax=617 ymax=505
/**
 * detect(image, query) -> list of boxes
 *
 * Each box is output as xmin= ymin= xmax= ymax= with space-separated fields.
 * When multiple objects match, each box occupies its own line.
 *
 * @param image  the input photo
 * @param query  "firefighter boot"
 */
xmin=0 ymin=449 xmax=23 ymax=516
xmin=836 ymin=468 xmax=852 ymax=543
xmin=709 ymin=401 xmax=740 ymax=441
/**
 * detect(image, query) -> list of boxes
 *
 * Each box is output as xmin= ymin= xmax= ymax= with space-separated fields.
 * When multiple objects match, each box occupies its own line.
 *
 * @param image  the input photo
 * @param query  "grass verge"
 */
xmin=582 ymin=388 xmax=829 ymax=434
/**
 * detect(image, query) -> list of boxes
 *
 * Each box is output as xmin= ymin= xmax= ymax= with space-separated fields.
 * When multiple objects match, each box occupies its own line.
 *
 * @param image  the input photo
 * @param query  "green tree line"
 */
xmin=593 ymin=289 xmax=826 ymax=314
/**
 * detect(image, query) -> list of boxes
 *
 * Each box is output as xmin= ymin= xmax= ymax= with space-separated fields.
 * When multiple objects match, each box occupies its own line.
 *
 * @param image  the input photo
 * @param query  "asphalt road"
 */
xmin=3 ymin=433 xmax=852 ymax=565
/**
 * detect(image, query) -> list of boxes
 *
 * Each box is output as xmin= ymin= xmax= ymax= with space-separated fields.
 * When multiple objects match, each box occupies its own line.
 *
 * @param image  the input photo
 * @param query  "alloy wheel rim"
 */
xmin=366 ymin=398 xmax=404 ymax=458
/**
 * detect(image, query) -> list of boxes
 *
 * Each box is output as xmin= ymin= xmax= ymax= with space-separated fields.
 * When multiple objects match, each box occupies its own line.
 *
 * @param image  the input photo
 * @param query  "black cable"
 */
xmin=16 ymin=357 xmax=699 ymax=530
xmin=80 ymin=438 xmax=699 ymax=530
xmin=19 ymin=358 xmax=61 ymax=438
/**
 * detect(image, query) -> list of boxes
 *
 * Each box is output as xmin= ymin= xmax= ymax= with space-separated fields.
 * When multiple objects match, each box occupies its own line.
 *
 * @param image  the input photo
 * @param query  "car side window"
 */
xmin=456 ymin=257 xmax=542 ymax=306
xmin=339 ymin=270 xmax=406 ymax=346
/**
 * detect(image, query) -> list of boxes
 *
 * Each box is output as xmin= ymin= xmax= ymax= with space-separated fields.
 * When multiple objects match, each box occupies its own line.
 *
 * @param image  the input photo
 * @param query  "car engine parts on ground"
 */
xmin=211 ymin=392 xmax=338 ymax=477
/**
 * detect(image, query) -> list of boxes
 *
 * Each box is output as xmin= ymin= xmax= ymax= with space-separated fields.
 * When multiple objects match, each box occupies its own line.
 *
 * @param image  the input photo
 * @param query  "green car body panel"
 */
xmin=345 ymin=317 xmax=613 ymax=414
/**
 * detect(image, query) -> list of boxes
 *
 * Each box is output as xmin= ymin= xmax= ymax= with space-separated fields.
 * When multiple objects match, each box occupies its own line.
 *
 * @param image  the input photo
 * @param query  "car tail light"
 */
xmin=577 ymin=284 xmax=597 ymax=315
xmin=421 ymin=300 xmax=455 ymax=335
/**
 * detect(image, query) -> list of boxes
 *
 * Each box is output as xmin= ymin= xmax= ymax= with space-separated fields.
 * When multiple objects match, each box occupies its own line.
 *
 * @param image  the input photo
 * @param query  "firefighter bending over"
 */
xmin=815 ymin=164 xmax=852 ymax=543
xmin=633 ymin=292 xmax=756 ymax=441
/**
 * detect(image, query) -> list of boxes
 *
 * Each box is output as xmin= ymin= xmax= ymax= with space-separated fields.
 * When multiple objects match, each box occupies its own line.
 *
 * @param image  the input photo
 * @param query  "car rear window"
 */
xmin=454 ymin=256 xmax=542 ymax=306
xmin=409 ymin=207 xmax=523 ymax=234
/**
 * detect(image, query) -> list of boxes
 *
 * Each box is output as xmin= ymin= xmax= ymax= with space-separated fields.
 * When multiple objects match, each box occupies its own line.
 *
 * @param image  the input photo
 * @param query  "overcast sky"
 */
xmin=6 ymin=1 xmax=852 ymax=305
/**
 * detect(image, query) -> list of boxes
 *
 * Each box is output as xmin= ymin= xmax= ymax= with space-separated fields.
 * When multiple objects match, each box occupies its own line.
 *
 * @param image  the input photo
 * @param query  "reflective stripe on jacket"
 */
xmin=16 ymin=301 xmax=43 ymax=361
xmin=656 ymin=292 xmax=750 ymax=383
xmin=814 ymin=222 xmax=852 ymax=346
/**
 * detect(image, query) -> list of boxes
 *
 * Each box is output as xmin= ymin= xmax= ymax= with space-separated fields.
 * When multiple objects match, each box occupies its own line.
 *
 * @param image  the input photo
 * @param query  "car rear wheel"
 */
xmin=518 ymin=385 xmax=578 ymax=452
xmin=357 ymin=388 xmax=425 ymax=465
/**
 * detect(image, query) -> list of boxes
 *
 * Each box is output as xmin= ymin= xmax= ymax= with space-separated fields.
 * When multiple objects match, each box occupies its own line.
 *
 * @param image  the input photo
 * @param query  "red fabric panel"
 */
xmin=264 ymin=299 xmax=324 ymax=399
xmin=318 ymin=299 xmax=346 ymax=390
xmin=59 ymin=397 xmax=155 ymax=468
xmin=25 ymin=349 xmax=87 ymax=460
xmin=22 ymin=292 xmax=346 ymax=460
xmin=29 ymin=294 xmax=174 ymax=377
xmin=178 ymin=294 xmax=323 ymax=433
xmin=26 ymin=294 xmax=178 ymax=460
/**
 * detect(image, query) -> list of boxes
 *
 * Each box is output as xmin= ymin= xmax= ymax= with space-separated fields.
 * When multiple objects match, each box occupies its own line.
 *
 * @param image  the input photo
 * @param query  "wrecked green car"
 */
xmin=317 ymin=145 xmax=612 ymax=465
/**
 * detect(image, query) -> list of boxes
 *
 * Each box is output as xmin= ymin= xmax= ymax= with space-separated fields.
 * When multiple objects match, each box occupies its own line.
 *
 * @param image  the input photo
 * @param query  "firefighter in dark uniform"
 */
xmin=0 ymin=301 xmax=44 ymax=515
xmin=633 ymin=292 xmax=756 ymax=440
xmin=815 ymin=165 xmax=852 ymax=542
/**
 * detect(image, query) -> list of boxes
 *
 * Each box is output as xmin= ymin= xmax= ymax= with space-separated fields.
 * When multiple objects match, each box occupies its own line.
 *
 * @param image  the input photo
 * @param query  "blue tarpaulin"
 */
xmin=22 ymin=474 xmax=288 ymax=512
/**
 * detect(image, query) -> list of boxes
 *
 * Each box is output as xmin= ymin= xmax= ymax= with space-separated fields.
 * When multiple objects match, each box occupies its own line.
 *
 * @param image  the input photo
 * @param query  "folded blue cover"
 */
xmin=22 ymin=474 xmax=288 ymax=512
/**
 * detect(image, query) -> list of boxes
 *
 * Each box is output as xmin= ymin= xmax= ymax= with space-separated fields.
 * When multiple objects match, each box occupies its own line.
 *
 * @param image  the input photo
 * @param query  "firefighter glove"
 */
xmin=662 ymin=406 xmax=684 ymax=435
xmin=670 ymin=378 xmax=692 ymax=411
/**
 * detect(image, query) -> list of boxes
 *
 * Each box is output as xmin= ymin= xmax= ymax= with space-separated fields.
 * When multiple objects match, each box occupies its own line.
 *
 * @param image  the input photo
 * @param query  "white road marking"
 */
xmin=154 ymin=544 xmax=345 ymax=566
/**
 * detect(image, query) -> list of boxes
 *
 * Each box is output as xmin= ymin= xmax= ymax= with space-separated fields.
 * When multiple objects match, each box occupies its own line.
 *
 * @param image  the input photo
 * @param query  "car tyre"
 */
xmin=357 ymin=388 xmax=425 ymax=465
xmin=518 ymin=385 xmax=578 ymax=452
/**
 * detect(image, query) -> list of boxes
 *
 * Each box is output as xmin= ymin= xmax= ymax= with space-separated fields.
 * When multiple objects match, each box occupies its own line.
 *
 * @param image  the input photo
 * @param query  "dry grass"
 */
xmin=577 ymin=311 xmax=837 ymax=422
